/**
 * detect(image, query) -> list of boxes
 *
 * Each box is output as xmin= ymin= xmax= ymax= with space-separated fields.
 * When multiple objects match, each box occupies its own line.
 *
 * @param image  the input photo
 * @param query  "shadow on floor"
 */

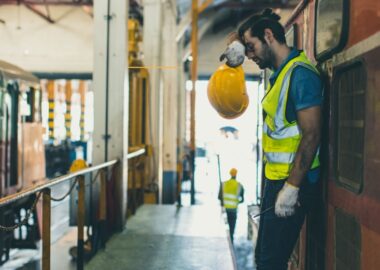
xmin=234 ymin=237 xmax=255 ymax=270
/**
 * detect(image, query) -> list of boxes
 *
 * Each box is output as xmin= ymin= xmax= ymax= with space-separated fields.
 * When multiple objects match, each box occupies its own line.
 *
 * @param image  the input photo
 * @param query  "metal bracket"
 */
xmin=102 ymin=134 xmax=111 ymax=141
xmin=104 ymin=13 xmax=115 ymax=21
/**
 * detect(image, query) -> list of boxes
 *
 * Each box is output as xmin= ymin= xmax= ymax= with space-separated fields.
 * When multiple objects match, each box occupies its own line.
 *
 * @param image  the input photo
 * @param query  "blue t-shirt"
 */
xmin=268 ymin=49 xmax=323 ymax=183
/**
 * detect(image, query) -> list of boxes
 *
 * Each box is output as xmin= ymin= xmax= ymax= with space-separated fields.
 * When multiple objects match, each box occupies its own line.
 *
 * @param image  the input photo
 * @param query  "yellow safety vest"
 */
xmin=262 ymin=52 xmax=320 ymax=180
xmin=223 ymin=179 xmax=241 ymax=209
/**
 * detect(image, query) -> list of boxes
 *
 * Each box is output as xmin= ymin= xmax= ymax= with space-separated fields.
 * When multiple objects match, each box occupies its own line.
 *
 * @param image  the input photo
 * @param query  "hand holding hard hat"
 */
xmin=219 ymin=40 xmax=246 ymax=68
xmin=207 ymin=64 xmax=249 ymax=119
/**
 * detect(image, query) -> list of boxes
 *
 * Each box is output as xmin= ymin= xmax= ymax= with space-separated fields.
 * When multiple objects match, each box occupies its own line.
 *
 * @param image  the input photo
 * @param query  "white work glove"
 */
xmin=219 ymin=40 xmax=245 ymax=67
xmin=275 ymin=182 xmax=299 ymax=217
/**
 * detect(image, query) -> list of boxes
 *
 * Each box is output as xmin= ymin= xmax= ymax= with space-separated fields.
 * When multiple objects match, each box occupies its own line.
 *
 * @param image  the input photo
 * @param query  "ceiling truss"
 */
xmin=0 ymin=0 xmax=93 ymax=23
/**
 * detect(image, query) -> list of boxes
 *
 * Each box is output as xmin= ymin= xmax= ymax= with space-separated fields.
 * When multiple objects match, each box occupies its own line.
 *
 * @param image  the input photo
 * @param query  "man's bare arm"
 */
xmin=287 ymin=106 xmax=321 ymax=187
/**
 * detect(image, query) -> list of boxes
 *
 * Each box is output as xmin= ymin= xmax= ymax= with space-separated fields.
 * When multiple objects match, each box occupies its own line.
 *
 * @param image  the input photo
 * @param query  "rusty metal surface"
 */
xmin=76 ymin=176 xmax=85 ymax=270
xmin=42 ymin=189 xmax=51 ymax=270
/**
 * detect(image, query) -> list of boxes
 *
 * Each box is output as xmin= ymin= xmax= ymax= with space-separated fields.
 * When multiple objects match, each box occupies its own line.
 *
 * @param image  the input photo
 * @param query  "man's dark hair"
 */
xmin=238 ymin=8 xmax=286 ymax=44
xmin=237 ymin=14 xmax=260 ymax=40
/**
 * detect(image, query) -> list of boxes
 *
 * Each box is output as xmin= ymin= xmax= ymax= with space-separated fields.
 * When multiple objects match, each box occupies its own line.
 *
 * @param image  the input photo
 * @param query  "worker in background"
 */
xmin=182 ymin=154 xmax=192 ymax=182
xmin=218 ymin=168 xmax=244 ymax=243
xmin=220 ymin=9 xmax=322 ymax=270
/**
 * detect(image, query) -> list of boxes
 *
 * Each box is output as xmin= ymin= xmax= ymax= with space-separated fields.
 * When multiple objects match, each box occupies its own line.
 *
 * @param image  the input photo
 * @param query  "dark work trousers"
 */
xmin=255 ymin=178 xmax=318 ymax=270
xmin=226 ymin=209 xmax=237 ymax=242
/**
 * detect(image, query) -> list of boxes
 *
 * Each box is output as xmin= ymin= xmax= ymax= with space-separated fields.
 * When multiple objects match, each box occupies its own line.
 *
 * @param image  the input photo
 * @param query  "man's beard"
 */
xmin=257 ymin=44 xmax=275 ymax=70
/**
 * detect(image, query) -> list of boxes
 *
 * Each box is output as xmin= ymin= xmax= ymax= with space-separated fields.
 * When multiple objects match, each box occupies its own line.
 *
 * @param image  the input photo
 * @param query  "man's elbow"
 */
xmin=304 ymin=130 xmax=321 ymax=147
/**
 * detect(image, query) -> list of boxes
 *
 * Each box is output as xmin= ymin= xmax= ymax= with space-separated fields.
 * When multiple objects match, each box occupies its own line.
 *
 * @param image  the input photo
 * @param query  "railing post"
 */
xmin=42 ymin=189 xmax=51 ymax=270
xmin=99 ymin=169 xmax=107 ymax=248
xmin=132 ymin=159 xmax=137 ymax=214
xmin=77 ymin=176 xmax=85 ymax=270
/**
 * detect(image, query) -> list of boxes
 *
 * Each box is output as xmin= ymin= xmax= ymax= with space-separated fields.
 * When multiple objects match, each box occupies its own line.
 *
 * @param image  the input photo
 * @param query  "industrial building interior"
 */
xmin=0 ymin=0 xmax=379 ymax=270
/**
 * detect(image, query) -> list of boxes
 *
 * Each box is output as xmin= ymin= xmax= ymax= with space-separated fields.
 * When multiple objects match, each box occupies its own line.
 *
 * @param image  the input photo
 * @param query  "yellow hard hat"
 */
xmin=69 ymin=159 xmax=88 ymax=173
xmin=230 ymin=168 xmax=238 ymax=177
xmin=207 ymin=64 xmax=249 ymax=119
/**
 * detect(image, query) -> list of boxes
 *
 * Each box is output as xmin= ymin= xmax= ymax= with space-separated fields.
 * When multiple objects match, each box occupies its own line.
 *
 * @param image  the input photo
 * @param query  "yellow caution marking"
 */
xmin=128 ymin=65 xmax=178 ymax=70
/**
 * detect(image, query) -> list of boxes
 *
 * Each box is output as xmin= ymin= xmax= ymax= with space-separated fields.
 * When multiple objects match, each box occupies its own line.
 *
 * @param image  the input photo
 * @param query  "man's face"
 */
xmin=243 ymin=30 xmax=273 ymax=70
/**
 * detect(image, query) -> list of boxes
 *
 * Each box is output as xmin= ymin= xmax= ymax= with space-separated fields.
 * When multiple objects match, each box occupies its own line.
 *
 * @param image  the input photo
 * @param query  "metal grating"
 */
xmin=335 ymin=62 xmax=366 ymax=192
xmin=335 ymin=208 xmax=361 ymax=270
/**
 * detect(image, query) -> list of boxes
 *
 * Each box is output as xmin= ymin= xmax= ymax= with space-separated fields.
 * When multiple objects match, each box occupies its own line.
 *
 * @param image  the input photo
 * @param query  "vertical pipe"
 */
xmin=132 ymin=159 xmax=137 ymax=214
xmin=217 ymin=154 xmax=223 ymax=207
xmin=42 ymin=189 xmax=51 ymax=270
xmin=190 ymin=0 xmax=198 ymax=205
xmin=77 ymin=176 xmax=85 ymax=270
xmin=256 ymin=85 xmax=260 ymax=205
xmin=104 ymin=0 xmax=112 ymax=162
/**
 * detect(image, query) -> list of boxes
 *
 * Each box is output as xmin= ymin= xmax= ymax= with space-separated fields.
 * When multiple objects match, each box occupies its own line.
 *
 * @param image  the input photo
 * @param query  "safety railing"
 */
xmin=0 ymin=147 xmax=146 ymax=270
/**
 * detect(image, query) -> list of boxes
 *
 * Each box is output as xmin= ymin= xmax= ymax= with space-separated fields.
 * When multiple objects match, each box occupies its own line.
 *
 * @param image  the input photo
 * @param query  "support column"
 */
xmin=143 ymin=0 xmax=179 ymax=204
xmin=161 ymin=1 xmax=178 ymax=204
xmin=177 ymin=37 xmax=187 ymax=205
xmin=93 ymin=0 xmax=129 ymax=227
xmin=143 ymin=0 xmax=163 ymax=203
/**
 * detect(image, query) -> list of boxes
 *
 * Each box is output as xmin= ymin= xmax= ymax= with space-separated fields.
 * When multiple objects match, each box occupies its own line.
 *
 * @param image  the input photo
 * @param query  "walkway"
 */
xmin=86 ymin=204 xmax=236 ymax=270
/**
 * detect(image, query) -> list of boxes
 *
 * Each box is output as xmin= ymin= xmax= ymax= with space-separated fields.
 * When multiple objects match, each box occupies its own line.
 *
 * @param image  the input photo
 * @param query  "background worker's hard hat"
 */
xmin=230 ymin=168 xmax=238 ymax=177
xmin=207 ymin=64 xmax=249 ymax=119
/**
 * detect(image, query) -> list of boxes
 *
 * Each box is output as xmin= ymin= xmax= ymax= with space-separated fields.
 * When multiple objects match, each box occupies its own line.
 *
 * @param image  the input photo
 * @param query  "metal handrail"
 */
xmin=127 ymin=148 xmax=145 ymax=160
xmin=0 ymin=159 xmax=118 ymax=207
xmin=0 ymin=147 xmax=147 ymax=270
xmin=0 ymin=145 xmax=147 ymax=207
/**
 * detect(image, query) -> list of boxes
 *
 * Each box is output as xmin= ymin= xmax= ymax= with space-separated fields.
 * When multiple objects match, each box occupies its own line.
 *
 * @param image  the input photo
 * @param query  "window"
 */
xmin=335 ymin=62 xmax=366 ymax=193
xmin=286 ymin=24 xmax=298 ymax=48
xmin=315 ymin=0 xmax=349 ymax=61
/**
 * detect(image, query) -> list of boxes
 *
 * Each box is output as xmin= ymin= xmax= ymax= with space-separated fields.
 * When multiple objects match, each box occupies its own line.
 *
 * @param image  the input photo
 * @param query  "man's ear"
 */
xmin=264 ymin=28 xmax=274 ymax=44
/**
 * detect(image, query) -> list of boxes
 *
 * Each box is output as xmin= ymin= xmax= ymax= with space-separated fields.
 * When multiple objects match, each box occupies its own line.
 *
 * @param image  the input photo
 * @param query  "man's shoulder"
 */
xmin=292 ymin=65 xmax=321 ymax=83
xmin=288 ymin=64 xmax=323 ymax=112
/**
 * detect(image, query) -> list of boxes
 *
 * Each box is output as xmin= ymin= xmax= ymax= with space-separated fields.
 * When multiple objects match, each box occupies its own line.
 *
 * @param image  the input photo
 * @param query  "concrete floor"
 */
xmin=86 ymin=204 xmax=235 ymax=270
xmin=234 ymin=237 xmax=255 ymax=270
xmin=3 ymin=188 xmax=257 ymax=270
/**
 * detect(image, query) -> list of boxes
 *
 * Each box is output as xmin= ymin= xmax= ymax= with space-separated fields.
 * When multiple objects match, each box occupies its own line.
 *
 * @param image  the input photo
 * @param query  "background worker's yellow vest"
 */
xmin=223 ymin=179 xmax=240 ymax=209
xmin=262 ymin=52 xmax=320 ymax=180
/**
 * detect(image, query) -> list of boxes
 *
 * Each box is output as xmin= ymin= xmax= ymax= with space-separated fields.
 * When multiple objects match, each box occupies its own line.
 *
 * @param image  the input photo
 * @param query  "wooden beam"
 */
xmin=24 ymin=4 xmax=55 ymax=23
xmin=198 ymin=0 xmax=213 ymax=14
xmin=0 ymin=0 xmax=92 ymax=5
xmin=176 ymin=0 xmax=214 ymax=42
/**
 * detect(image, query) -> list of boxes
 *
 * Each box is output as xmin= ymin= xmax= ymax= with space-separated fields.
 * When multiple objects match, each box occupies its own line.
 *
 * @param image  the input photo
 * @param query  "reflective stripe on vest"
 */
xmin=223 ymin=179 xmax=240 ymax=209
xmin=262 ymin=52 xmax=320 ymax=180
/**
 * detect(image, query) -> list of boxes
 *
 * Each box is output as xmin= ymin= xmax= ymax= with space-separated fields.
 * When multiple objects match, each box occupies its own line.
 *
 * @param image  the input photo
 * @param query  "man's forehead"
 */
xmin=243 ymin=31 xmax=257 ymax=43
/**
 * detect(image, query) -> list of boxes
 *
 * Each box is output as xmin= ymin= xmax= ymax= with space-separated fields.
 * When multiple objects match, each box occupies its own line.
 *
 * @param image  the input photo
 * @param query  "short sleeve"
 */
xmin=290 ymin=66 xmax=323 ymax=111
